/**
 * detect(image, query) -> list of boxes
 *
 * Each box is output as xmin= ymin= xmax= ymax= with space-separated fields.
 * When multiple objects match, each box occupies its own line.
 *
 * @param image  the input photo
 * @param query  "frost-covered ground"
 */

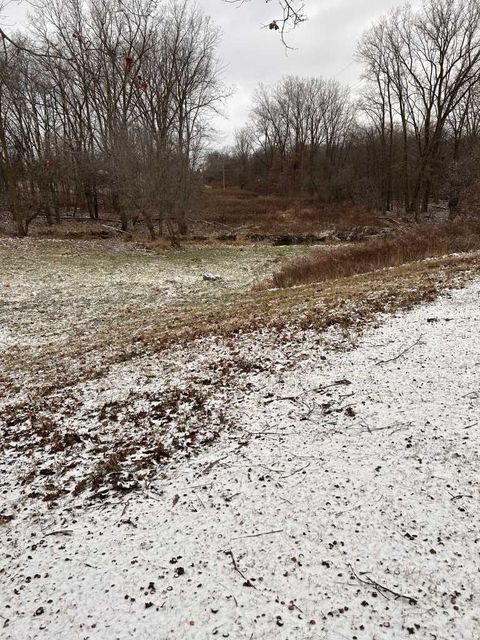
xmin=0 ymin=237 xmax=314 ymax=350
xmin=1 ymin=277 xmax=479 ymax=639
xmin=0 ymin=238 xmax=317 ymax=407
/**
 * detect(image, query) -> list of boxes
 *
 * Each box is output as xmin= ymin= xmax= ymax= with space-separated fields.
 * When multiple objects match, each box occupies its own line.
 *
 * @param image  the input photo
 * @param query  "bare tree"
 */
xmin=250 ymin=76 xmax=353 ymax=195
xmin=0 ymin=0 xmax=225 ymax=237
xmin=359 ymin=0 xmax=480 ymax=216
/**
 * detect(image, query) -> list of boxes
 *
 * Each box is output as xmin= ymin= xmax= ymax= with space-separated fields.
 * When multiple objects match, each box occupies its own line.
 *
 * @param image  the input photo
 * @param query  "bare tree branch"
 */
xmin=224 ymin=0 xmax=307 ymax=47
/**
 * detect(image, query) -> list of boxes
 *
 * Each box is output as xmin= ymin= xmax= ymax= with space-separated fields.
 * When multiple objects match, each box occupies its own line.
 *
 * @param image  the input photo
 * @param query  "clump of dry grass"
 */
xmin=265 ymin=220 xmax=480 ymax=289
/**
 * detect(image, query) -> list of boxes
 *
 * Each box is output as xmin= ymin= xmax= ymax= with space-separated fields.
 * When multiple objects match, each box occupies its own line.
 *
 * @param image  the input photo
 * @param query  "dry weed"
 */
xmin=265 ymin=220 xmax=480 ymax=289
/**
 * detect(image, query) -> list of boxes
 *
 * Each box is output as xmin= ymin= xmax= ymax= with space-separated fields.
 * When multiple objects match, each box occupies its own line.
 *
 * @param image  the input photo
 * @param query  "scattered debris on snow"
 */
xmin=1 ymin=277 xmax=479 ymax=639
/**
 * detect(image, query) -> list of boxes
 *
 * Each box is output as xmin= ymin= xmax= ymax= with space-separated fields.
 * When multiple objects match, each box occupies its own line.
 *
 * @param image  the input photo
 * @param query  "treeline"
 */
xmin=0 ymin=0 xmax=224 ymax=237
xmin=205 ymin=0 xmax=480 ymax=218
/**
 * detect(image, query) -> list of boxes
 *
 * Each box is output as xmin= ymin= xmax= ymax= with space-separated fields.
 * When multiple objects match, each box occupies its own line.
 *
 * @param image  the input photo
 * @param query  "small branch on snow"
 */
xmin=281 ymin=462 xmax=311 ymax=479
xmin=118 ymin=498 xmax=132 ymax=521
xmin=375 ymin=335 xmax=424 ymax=366
xmin=231 ymin=529 xmax=283 ymax=541
xmin=119 ymin=517 xmax=138 ymax=528
xmin=244 ymin=430 xmax=286 ymax=436
xmin=202 ymin=454 xmax=229 ymax=474
xmin=314 ymin=379 xmax=352 ymax=394
xmin=348 ymin=564 xmax=417 ymax=605
xmin=225 ymin=550 xmax=256 ymax=588
xmin=448 ymin=492 xmax=473 ymax=501
xmin=44 ymin=529 xmax=73 ymax=537
xmin=363 ymin=421 xmax=412 ymax=434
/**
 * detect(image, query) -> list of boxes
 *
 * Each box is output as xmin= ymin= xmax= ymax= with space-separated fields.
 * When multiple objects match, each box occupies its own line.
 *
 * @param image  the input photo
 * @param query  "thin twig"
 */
xmin=448 ymin=492 xmax=473 ymax=501
xmin=281 ymin=462 xmax=311 ymax=479
xmin=44 ymin=529 xmax=73 ymax=537
xmin=231 ymin=529 xmax=283 ymax=541
xmin=225 ymin=550 xmax=256 ymax=588
xmin=375 ymin=335 xmax=423 ymax=366
xmin=348 ymin=564 xmax=417 ymax=604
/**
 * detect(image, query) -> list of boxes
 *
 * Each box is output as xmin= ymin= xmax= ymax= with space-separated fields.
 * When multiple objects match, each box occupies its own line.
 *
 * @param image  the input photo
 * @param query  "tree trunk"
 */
xmin=112 ymin=191 xmax=128 ymax=231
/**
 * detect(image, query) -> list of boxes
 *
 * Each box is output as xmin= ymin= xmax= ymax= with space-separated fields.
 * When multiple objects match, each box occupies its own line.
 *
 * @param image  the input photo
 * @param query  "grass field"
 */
xmin=2 ymin=236 xmax=479 ymax=414
xmin=0 ymin=238 xmax=319 ymax=402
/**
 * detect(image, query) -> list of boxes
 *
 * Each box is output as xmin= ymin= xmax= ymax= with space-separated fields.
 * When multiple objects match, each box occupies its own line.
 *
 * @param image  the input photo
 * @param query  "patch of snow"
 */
xmin=1 ymin=281 xmax=479 ymax=638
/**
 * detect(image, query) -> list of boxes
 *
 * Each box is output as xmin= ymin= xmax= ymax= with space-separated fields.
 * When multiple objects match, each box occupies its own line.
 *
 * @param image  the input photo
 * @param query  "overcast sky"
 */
xmin=4 ymin=0 xmax=405 ymax=146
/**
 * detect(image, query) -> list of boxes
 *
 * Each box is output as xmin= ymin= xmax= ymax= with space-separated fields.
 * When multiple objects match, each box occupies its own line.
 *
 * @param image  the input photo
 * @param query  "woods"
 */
xmin=0 ymin=0 xmax=224 ymax=238
xmin=206 ymin=0 xmax=480 ymax=219
xmin=2 ymin=0 xmax=480 ymax=232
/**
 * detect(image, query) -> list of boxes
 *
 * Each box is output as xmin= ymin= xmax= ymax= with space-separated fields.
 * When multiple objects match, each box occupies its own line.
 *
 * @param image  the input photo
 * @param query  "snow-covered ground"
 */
xmin=1 ymin=279 xmax=479 ymax=639
xmin=0 ymin=238 xmax=322 ymax=407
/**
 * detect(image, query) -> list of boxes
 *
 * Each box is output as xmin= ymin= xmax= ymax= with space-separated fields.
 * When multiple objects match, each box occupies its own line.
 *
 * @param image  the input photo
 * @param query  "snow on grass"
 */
xmin=1 ymin=280 xmax=479 ymax=639
xmin=0 ymin=238 xmax=317 ymax=406
xmin=0 ymin=238 xmax=313 ymax=348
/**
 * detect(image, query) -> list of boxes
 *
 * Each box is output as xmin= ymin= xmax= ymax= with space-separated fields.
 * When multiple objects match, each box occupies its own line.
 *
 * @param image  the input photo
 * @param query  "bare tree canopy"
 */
xmin=0 ymin=0 xmax=226 ymax=237
xmin=358 ymin=0 xmax=480 ymax=215
xmin=3 ymin=0 xmax=480 ymax=233
xmin=205 ymin=0 xmax=480 ymax=219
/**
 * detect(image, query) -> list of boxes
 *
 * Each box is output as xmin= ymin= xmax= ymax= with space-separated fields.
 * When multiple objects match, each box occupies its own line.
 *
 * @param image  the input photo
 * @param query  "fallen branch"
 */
xmin=244 ymin=430 xmax=286 ymax=436
xmin=186 ymin=216 xmax=251 ymax=233
xmin=102 ymin=224 xmax=127 ymax=234
xmin=367 ymin=422 xmax=412 ymax=433
xmin=231 ymin=529 xmax=283 ymax=541
xmin=281 ymin=462 xmax=311 ymax=479
xmin=314 ymin=379 xmax=352 ymax=394
xmin=375 ymin=335 xmax=423 ymax=366
xmin=225 ymin=550 xmax=256 ymax=588
xmin=119 ymin=517 xmax=138 ymax=528
xmin=348 ymin=564 xmax=417 ymax=605
xmin=44 ymin=529 xmax=73 ymax=537
xmin=448 ymin=492 xmax=473 ymax=501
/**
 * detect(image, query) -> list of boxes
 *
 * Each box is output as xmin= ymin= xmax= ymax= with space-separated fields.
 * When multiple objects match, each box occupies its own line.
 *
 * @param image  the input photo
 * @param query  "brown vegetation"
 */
xmin=195 ymin=187 xmax=385 ymax=236
xmin=1 ymin=186 xmax=388 ymax=243
xmin=265 ymin=220 xmax=480 ymax=289
xmin=3 ymin=247 xmax=479 ymax=412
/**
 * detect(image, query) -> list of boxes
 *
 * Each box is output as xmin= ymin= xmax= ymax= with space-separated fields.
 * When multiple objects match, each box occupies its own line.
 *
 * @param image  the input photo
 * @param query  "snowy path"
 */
xmin=1 ymin=281 xmax=479 ymax=639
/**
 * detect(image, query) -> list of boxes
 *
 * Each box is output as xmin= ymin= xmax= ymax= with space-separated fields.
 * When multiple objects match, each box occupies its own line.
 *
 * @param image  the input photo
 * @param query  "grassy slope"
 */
xmin=1 ymin=236 xmax=479 ymax=410
xmin=266 ymin=220 xmax=480 ymax=288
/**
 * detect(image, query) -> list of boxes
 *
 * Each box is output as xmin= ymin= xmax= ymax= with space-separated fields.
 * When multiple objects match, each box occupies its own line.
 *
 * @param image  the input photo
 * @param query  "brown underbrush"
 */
xmin=265 ymin=219 xmax=480 ymax=289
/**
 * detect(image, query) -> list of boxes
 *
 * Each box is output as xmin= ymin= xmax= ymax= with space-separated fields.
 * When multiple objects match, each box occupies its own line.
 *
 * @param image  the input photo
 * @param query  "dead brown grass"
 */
xmin=265 ymin=220 xmax=480 ymax=289
xmin=2 ymin=187 xmax=386 ymax=242
xmin=196 ymin=187 xmax=384 ymax=236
